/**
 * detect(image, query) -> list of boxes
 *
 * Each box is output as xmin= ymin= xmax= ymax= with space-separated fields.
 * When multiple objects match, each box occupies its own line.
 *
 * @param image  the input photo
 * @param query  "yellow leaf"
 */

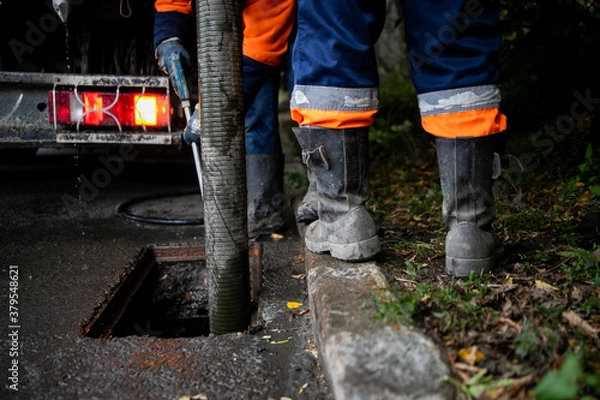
xmin=579 ymin=192 xmax=591 ymax=203
xmin=287 ymin=301 xmax=303 ymax=309
xmin=535 ymin=280 xmax=559 ymax=291
xmin=271 ymin=233 xmax=284 ymax=241
xmin=458 ymin=346 xmax=485 ymax=365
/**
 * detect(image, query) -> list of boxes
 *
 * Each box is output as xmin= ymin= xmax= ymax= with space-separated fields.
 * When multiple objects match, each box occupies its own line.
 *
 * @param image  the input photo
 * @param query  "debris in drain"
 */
xmin=110 ymin=261 xmax=211 ymax=338
xmin=84 ymin=244 xmax=262 ymax=339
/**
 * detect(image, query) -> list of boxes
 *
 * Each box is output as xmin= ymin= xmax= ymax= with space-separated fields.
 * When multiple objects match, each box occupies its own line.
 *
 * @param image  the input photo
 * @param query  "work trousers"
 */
xmin=290 ymin=0 xmax=507 ymax=137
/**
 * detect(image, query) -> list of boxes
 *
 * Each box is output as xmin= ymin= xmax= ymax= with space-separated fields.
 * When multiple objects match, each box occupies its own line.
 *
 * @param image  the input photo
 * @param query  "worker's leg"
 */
xmin=400 ymin=0 xmax=508 ymax=276
xmin=290 ymin=0 xmax=386 ymax=261
xmin=245 ymin=69 xmax=286 ymax=237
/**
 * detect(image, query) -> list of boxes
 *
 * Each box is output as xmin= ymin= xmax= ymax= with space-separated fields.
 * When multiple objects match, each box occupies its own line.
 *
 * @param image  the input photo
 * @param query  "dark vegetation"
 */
xmin=368 ymin=1 xmax=600 ymax=398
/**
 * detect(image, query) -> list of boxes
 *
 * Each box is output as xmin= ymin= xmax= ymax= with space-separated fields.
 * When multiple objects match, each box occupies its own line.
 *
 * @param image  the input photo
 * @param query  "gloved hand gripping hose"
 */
xmin=169 ymin=52 xmax=204 ymax=197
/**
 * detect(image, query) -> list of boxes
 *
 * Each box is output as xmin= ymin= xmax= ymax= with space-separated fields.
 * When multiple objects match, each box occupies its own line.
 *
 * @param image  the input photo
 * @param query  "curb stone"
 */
xmin=303 ymin=249 xmax=456 ymax=400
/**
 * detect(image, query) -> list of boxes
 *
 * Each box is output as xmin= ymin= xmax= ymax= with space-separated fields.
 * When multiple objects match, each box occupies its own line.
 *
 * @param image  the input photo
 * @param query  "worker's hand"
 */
xmin=155 ymin=37 xmax=192 ymax=97
xmin=183 ymin=104 xmax=201 ymax=145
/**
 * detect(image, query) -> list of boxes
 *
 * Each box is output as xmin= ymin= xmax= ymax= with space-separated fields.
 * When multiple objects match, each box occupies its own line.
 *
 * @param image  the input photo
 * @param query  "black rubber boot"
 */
xmin=435 ymin=133 xmax=506 ymax=277
xmin=247 ymin=154 xmax=286 ymax=237
xmin=294 ymin=127 xmax=380 ymax=262
xmin=292 ymin=128 xmax=318 ymax=223
xmin=296 ymin=174 xmax=318 ymax=223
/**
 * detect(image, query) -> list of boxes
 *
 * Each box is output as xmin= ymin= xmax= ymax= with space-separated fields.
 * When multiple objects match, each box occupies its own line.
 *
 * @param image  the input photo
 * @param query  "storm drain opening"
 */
xmin=84 ymin=243 xmax=263 ymax=339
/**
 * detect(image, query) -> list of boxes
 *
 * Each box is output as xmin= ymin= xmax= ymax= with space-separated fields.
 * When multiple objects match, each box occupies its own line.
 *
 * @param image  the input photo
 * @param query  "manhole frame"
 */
xmin=83 ymin=243 xmax=263 ymax=339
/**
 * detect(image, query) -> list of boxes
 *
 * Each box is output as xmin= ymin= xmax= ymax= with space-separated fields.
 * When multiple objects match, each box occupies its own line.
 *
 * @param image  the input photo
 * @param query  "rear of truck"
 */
xmin=0 ymin=0 xmax=187 ymax=150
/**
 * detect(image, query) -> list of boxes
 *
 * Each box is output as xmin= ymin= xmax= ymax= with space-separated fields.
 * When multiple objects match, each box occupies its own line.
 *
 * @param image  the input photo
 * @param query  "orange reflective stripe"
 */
xmin=155 ymin=0 xmax=193 ymax=15
xmin=290 ymin=108 xmax=376 ymax=129
xmin=243 ymin=0 xmax=296 ymax=66
xmin=421 ymin=108 xmax=507 ymax=138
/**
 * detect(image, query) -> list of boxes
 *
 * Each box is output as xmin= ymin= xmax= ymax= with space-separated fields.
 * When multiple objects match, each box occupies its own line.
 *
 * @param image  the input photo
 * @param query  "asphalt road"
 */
xmin=0 ymin=148 xmax=332 ymax=399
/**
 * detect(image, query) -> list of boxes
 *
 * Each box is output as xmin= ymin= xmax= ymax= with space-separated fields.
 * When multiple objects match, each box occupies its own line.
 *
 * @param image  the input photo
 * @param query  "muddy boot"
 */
xmin=294 ymin=127 xmax=380 ymax=262
xmin=247 ymin=154 xmax=286 ymax=237
xmin=296 ymin=173 xmax=318 ymax=223
xmin=436 ymin=133 xmax=506 ymax=277
xmin=292 ymin=128 xmax=318 ymax=223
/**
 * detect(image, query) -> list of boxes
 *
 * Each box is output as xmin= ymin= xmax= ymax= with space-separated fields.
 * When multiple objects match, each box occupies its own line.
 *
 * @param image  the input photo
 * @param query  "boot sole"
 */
xmin=446 ymin=245 xmax=504 ymax=278
xmin=306 ymin=235 xmax=380 ymax=262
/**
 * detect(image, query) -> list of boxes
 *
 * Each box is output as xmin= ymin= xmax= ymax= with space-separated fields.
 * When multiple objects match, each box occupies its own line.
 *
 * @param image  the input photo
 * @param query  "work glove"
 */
xmin=155 ymin=37 xmax=193 ymax=99
xmin=183 ymin=104 xmax=201 ymax=145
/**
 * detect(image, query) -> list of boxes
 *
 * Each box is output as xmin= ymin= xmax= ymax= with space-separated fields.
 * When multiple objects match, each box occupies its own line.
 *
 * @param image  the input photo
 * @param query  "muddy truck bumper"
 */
xmin=0 ymin=71 xmax=182 ymax=148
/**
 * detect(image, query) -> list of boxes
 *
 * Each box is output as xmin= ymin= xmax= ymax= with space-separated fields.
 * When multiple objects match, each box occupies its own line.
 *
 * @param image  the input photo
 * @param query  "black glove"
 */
xmin=183 ymin=104 xmax=201 ymax=145
xmin=155 ymin=37 xmax=193 ymax=98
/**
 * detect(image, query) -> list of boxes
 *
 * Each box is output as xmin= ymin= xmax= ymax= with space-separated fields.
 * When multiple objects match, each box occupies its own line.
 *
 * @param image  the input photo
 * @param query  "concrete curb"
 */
xmin=302 ymin=247 xmax=456 ymax=399
xmin=284 ymin=131 xmax=454 ymax=399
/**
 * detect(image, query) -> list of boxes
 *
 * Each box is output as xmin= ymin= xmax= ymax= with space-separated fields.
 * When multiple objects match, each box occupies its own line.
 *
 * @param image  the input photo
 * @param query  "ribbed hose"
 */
xmin=196 ymin=0 xmax=249 ymax=334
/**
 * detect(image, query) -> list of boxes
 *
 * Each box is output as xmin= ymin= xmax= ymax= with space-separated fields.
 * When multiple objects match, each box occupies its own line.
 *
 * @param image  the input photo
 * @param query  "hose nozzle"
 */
xmin=52 ymin=0 xmax=71 ymax=24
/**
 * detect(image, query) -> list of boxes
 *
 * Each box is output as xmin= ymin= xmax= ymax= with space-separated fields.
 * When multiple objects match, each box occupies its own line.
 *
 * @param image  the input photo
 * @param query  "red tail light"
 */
xmin=49 ymin=90 xmax=170 ymax=128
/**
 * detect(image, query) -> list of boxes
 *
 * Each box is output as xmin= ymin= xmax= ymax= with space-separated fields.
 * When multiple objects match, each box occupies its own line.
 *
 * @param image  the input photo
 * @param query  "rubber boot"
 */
xmin=435 ymin=133 xmax=506 ymax=277
xmin=294 ymin=127 xmax=380 ymax=262
xmin=247 ymin=154 xmax=286 ymax=237
xmin=296 ymin=173 xmax=318 ymax=223
xmin=292 ymin=128 xmax=318 ymax=223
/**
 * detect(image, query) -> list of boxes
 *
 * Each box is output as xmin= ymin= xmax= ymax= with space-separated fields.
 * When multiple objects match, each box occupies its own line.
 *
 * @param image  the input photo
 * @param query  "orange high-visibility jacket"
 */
xmin=155 ymin=0 xmax=295 ymax=67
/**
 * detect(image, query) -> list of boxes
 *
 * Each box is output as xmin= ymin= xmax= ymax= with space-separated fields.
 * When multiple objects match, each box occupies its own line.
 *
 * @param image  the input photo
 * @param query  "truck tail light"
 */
xmin=49 ymin=90 xmax=170 ymax=128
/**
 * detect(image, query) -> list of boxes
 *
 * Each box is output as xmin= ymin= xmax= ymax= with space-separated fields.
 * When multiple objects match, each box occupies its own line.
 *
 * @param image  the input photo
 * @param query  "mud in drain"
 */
xmin=84 ymin=244 xmax=262 ymax=339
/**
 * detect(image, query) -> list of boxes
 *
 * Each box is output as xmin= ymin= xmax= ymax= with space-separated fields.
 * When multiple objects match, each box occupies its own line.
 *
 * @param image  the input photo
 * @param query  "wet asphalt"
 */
xmin=0 ymin=148 xmax=332 ymax=399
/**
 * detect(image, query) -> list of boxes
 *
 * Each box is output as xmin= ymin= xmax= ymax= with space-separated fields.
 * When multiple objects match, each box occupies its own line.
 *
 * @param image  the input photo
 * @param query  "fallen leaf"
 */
xmin=562 ymin=310 xmax=599 ymax=340
xmin=458 ymin=346 xmax=485 ymax=366
xmin=287 ymin=301 xmax=303 ymax=309
xmin=306 ymin=338 xmax=319 ymax=358
xmin=535 ymin=280 xmax=559 ymax=291
xmin=291 ymin=274 xmax=306 ymax=280
xmin=290 ymin=309 xmax=310 ymax=318
xmin=497 ymin=317 xmax=522 ymax=330
xmin=271 ymin=339 xmax=290 ymax=345
xmin=271 ymin=233 xmax=284 ymax=241
xmin=298 ymin=383 xmax=309 ymax=395
xmin=454 ymin=362 xmax=484 ymax=373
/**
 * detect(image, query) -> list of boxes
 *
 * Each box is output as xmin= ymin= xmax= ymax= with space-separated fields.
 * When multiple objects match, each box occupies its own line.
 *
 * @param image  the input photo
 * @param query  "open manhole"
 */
xmin=84 ymin=244 xmax=262 ymax=339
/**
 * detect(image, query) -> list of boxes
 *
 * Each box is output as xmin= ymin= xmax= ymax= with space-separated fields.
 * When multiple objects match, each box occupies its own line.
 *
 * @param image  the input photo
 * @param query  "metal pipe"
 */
xmin=196 ymin=0 xmax=249 ymax=334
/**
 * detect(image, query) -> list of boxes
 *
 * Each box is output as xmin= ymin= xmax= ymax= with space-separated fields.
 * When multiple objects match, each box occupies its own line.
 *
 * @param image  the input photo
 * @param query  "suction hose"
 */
xmin=196 ymin=0 xmax=250 ymax=334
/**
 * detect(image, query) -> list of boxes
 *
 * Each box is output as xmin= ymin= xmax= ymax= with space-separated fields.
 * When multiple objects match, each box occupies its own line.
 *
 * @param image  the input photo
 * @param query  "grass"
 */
xmin=368 ymin=122 xmax=600 ymax=399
